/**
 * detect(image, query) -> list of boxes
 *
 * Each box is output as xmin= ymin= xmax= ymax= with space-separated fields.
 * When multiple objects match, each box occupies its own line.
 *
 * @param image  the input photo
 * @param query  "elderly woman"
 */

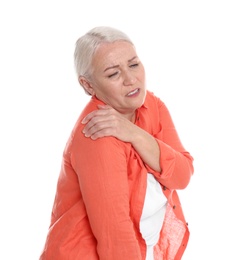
xmin=40 ymin=26 xmax=194 ymax=260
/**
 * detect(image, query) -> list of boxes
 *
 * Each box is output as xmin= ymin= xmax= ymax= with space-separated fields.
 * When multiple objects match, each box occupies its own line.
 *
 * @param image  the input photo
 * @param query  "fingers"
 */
xmin=81 ymin=106 xmax=125 ymax=140
xmin=81 ymin=111 xmax=96 ymax=124
xmin=84 ymin=126 xmax=113 ymax=140
xmin=83 ymin=119 xmax=113 ymax=136
xmin=81 ymin=109 xmax=116 ymax=139
xmin=81 ymin=106 xmax=114 ymax=124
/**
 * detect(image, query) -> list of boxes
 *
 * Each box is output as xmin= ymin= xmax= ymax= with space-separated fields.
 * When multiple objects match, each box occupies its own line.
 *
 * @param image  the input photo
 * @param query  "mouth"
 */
xmin=126 ymin=88 xmax=140 ymax=97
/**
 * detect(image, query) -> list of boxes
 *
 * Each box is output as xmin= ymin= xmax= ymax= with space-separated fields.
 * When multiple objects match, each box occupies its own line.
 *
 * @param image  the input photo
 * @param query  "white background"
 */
xmin=0 ymin=0 xmax=230 ymax=259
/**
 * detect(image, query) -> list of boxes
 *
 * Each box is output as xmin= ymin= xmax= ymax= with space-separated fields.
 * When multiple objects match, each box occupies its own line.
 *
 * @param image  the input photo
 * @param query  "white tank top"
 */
xmin=140 ymin=173 xmax=167 ymax=260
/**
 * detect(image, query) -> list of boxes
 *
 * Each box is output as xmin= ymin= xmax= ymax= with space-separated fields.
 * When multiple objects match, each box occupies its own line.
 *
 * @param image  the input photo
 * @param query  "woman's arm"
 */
xmin=150 ymin=99 xmax=194 ymax=189
xmin=72 ymin=134 xmax=142 ymax=260
xmin=81 ymin=101 xmax=194 ymax=190
xmin=81 ymin=105 xmax=161 ymax=172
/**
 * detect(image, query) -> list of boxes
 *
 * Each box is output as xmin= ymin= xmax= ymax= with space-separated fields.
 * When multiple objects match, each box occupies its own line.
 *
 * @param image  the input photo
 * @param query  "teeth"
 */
xmin=127 ymin=89 xmax=138 ymax=96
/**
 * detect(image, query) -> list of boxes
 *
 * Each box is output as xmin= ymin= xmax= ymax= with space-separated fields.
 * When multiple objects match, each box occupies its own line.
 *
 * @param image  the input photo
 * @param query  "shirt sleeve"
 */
xmin=146 ymin=97 xmax=194 ymax=190
xmin=71 ymin=135 xmax=142 ymax=260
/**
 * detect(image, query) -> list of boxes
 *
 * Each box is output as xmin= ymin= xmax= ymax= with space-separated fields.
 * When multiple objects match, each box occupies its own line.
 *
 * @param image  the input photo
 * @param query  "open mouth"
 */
xmin=126 ymin=88 xmax=140 ymax=97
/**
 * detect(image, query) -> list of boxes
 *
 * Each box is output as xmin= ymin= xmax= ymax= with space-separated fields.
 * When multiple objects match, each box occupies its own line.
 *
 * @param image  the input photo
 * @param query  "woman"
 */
xmin=40 ymin=26 xmax=194 ymax=260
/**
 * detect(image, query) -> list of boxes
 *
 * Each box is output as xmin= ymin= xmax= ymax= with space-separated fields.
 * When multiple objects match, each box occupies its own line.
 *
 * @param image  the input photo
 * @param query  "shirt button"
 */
xmin=173 ymin=205 xmax=176 ymax=209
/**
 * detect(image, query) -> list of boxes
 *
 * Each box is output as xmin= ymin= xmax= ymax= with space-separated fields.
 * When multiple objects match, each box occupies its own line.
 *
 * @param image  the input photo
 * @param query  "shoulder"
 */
xmin=144 ymin=90 xmax=165 ymax=109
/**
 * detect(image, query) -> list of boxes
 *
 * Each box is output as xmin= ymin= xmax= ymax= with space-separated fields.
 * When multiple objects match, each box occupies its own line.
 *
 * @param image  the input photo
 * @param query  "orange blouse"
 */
xmin=40 ymin=90 xmax=194 ymax=260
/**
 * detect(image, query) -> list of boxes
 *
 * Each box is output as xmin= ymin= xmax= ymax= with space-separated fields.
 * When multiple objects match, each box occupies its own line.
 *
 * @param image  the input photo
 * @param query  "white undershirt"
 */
xmin=140 ymin=173 xmax=167 ymax=260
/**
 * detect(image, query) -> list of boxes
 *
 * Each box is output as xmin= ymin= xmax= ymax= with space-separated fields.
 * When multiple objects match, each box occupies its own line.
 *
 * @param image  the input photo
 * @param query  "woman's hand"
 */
xmin=81 ymin=105 xmax=136 ymax=142
xmin=82 ymin=104 xmax=161 ymax=172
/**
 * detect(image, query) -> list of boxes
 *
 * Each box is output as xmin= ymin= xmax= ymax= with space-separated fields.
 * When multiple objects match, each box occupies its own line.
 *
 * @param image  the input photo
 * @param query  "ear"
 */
xmin=78 ymin=76 xmax=96 ymax=96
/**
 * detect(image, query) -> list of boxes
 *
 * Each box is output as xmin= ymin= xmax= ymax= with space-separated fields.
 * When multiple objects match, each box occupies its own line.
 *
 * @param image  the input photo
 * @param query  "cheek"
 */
xmin=96 ymin=86 xmax=116 ymax=101
xmin=140 ymin=65 xmax=145 ymax=76
xmin=139 ymin=70 xmax=146 ymax=83
xmin=141 ymin=67 xmax=146 ymax=77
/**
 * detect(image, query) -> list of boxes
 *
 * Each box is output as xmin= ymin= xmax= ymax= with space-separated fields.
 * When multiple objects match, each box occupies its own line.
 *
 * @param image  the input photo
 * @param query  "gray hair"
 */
xmin=74 ymin=26 xmax=134 ymax=81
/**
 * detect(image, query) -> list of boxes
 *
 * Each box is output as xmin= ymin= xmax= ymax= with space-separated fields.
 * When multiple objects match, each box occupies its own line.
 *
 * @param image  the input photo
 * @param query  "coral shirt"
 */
xmin=40 ymin=90 xmax=194 ymax=260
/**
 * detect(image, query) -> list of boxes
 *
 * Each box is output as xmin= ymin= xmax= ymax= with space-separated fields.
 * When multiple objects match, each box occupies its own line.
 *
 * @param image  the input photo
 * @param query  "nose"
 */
xmin=123 ymin=71 xmax=136 ymax=86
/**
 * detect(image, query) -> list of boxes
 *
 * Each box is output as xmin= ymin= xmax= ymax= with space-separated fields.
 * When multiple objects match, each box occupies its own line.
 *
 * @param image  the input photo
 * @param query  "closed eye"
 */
xmin=130 ymin=63 xmax=139 ymax=68
xmin=108 ymin=72 xmax=119 ymax=78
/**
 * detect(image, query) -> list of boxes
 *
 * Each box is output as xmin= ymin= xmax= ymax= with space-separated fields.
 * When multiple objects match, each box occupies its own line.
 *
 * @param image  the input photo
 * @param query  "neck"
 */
xmin=123 ymin=111 xmax=136 ymax=123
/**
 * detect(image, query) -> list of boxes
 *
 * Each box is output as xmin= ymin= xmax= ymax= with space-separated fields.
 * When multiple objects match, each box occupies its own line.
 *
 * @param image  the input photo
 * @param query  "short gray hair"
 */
xmin=74 ymin=26 xmax=133 ymax=81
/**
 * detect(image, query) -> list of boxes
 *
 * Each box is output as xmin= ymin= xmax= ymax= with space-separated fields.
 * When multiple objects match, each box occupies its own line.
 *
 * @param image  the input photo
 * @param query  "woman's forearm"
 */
xmin=129 ymin=125 xmax=161 ymax=173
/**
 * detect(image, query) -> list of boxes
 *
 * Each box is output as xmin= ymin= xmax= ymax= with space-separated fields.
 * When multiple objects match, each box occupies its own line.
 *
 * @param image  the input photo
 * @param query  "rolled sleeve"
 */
xmin=145 ymin=96 xmax=194 ymax=190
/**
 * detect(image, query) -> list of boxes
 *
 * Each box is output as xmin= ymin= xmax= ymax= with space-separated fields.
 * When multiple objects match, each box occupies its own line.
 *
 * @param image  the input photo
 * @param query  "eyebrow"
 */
xmin=103 ymin=56 xmax=138 ymax=72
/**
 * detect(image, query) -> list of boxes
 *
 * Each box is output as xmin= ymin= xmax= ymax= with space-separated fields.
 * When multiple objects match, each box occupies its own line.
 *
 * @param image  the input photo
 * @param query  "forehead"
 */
xmin=92 ymin=41 xmax=137 ymax=67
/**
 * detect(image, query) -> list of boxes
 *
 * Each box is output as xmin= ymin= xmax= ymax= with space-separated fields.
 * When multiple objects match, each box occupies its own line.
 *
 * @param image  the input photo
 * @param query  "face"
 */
xmin=82 ymin=41 xmax=146 ymax=119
